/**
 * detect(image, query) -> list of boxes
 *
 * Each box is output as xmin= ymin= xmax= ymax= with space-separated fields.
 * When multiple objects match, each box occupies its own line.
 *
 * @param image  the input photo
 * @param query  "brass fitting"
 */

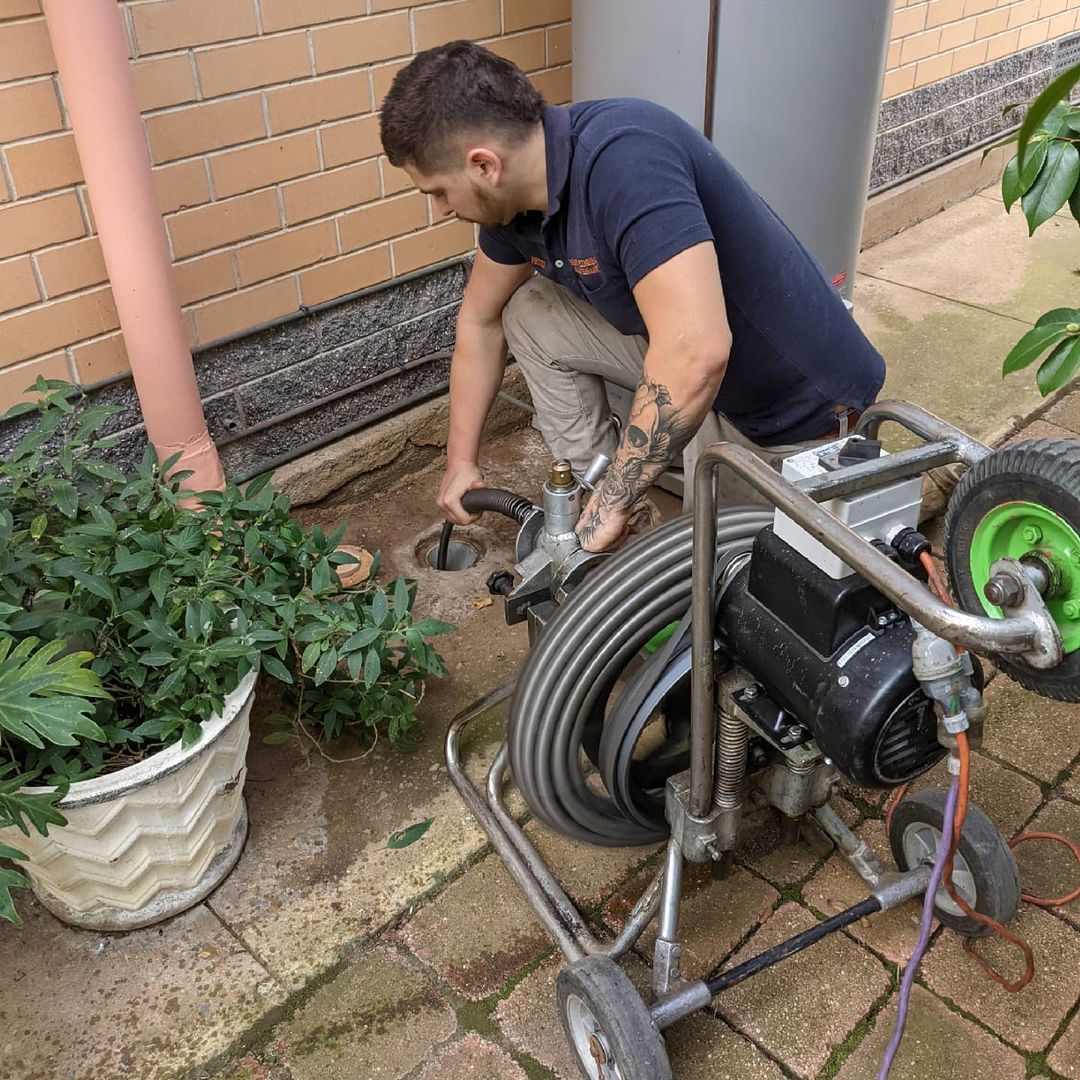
xmin=550 ymin=459 xmax=574 ymax=488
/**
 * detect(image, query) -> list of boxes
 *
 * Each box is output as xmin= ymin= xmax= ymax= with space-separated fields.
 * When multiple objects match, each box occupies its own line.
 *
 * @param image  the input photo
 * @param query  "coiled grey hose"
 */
xmin=508 ymin=507 xmax=770 ymax=847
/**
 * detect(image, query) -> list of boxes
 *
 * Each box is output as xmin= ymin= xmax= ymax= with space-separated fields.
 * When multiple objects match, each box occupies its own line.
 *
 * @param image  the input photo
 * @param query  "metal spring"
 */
xmin=713 ymin=708 xmax=748 ymax=809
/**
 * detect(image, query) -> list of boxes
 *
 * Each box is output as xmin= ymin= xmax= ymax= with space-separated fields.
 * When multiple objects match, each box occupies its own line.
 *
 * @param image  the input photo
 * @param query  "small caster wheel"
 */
xmin=888 ymin=788 xmax=1021 ymax=937
xmin=556 ymin=955 xmax=672 ymax=1080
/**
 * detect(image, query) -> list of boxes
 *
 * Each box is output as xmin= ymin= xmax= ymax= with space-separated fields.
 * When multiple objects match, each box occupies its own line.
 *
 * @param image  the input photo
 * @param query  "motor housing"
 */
xmin=717 ymin=527 xmax=953 ymax=788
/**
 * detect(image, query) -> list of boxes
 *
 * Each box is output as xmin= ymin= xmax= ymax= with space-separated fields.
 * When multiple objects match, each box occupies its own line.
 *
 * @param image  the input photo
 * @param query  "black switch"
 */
xmin=836 ymin=437 xmax=882 ymax=467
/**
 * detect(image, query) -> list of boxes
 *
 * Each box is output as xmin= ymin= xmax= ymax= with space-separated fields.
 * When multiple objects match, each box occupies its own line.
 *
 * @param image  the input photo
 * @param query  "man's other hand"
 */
xmin=575 ymin=497 xmax=631 ymax=552
xmin=438 ymin=461 xmax=486 ymax=524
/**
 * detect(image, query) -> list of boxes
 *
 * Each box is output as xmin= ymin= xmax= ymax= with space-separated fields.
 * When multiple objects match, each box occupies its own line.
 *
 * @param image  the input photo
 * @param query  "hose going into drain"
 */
xmin=436 ymin=488 xmax=536 ymax=570
xmin=508 ymin=507 xmax=771 ymax=847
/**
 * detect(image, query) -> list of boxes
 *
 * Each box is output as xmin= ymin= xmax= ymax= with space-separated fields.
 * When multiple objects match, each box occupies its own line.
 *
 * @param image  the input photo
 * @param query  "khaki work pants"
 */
xmin=501 ymin=275 xmax=827 ymax=509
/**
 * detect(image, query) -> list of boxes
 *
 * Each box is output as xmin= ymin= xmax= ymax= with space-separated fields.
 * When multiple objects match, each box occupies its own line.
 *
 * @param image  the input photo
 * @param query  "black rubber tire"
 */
xmin=888 ymin=787 xmax=1021 ymax=937
xmin=943 ymin=438 xmax=1080 ymax=701
xmin=555 ymin=955 xmax=673 ymax=1080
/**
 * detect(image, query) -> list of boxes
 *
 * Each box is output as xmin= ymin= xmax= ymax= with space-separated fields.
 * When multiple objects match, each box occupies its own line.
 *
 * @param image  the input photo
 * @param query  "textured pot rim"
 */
xmin=33 ymin=669 xmax=259 ymax=810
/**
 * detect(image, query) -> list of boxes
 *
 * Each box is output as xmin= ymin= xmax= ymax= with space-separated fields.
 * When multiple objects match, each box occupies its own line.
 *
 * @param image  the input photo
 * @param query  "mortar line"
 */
xmin=857 ymin=270 xmax=1043 ymax=328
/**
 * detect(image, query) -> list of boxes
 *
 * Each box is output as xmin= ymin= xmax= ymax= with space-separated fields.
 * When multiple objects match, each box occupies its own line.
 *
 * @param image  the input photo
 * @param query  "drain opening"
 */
xmin=426 ymin=539 xmax=478 ymax=571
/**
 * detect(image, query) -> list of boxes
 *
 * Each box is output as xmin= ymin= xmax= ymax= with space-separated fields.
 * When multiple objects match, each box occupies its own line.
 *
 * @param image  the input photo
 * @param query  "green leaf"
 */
xmin=411 ymin=619 xmax=456 ymax=636
xmin=0 ymin=866 xmax=29 ymax=923
xmin=149 ymin=566 xmax=171 ymax=607
xmin=29 ymin=514 xmax=47 ymax=540
xmin=0 ymin=840 xmax=28 ymax=862
xmin=80 ymin=458 xmax=128 ymax=484
xmin=371 ymin=588 xmax=389 ymax=628
xmin=1002 ymin=140 xmax=1048 ymax=211
xmin=1036 ymin=334 xmax=1080 ymax=395
xmin=392 ymin=577 xmax=410 ymax=618
xmin=1002 ymin=321 xmax=1073 ymax=374
xmin=363 ymin=647 xmax=381 ymax=689
xmin=260 ymin=654 xmax=294 ymax=684
xmin=1035 ymin=307 xmax=1080 ymax=327
xmin=112 ymin=550 xmax=164 ymax=575
xmin=73 ymin=572 xmax=114 ymax=602
xmin=301 ymin=641 xmax=321 ymax=672
xmin=1017 ymin=62 xmax=1080 ymax=170
xmin=1071 ymin=177 xmax=1080 ymax=224
xmin=311 ymin=558 xmax=332 ymax=595
xmin=342 ymin=626 xmax=381 ymax=652
xmin=1022 ymin=140 xmax=1080 ymax=234
xmin=313 ymin=647 xmax=337 ymax=685
xmin=386 ymin=817 xmax=434 ymax=849
xmin=262 ymin=730 xmax=295 ymax=745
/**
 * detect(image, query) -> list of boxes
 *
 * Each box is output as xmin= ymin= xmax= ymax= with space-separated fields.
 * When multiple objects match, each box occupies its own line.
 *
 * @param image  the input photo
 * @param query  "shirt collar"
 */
xmin=542 ymin=104 xmax=572 ymax=225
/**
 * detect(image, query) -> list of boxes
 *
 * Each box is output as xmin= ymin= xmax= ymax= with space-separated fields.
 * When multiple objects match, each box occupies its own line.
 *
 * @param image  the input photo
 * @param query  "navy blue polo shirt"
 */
xmin=479 ymin=100 xmax=885 ymax=447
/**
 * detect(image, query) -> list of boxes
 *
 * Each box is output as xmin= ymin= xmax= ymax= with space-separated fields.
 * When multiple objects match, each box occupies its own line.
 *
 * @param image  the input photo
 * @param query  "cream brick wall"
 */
xmin=0 ymin=0 xmax=571 ymax=409
xmin=884 ymin=0 xmax=1080 ymax=98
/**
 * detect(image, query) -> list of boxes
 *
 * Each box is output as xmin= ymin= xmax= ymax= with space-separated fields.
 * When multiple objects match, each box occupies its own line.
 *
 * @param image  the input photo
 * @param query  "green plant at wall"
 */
xmin=989 ymin=61 xmax=1080 ymax=395
xmin=0 ymin=380 xmax=454 ymax=921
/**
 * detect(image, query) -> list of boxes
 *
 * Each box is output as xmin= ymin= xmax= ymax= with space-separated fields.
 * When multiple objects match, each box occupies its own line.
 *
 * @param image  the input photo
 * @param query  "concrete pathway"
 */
xmin=2 ymin=186 xmax=1078 ymax=1080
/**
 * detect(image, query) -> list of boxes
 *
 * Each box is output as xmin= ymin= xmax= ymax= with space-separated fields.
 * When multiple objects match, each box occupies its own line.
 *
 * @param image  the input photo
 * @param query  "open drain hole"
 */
xmin=426 ymin=539 xmax=478 ymax=571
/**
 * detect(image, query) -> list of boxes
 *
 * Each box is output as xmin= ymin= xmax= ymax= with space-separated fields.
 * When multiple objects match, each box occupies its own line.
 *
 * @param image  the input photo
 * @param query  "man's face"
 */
xmin=404 ymin=157 xmax=514 ymax=228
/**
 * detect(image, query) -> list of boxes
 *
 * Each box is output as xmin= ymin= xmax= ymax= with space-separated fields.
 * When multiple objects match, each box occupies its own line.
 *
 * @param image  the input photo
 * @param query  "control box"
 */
xmin=773 ymin=437 xmax=922 ymax=580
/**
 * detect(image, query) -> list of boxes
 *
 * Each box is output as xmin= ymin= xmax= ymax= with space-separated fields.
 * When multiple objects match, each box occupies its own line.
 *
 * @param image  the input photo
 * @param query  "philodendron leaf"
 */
xmin=1002 ymin=320 xmax=1074 ymax=374
xmin=1036 ymin=332 xmax=1080 ymax=395
xmin=0 ymin=866 xmax=29 ymax=923
xmin=386 ymin=818 xmax=434 ymax=849
xmin=1017 ymin=61 xmax=1080 ymax=170
xmin=1021 ymin=140 xmax=1080 ymax=234
xmin=1002 ymin=139 xmax=1048 ymax=211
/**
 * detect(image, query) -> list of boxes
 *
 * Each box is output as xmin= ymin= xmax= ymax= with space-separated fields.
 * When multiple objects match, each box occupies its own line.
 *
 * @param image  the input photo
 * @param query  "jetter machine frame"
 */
xmin=444 ymin=401 xmax=1077 ymax=1080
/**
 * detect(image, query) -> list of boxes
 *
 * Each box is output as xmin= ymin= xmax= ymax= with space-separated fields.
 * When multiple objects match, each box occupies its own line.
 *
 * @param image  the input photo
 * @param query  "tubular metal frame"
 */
xmin=443 ymin=400 xmax=1042 ymax=1055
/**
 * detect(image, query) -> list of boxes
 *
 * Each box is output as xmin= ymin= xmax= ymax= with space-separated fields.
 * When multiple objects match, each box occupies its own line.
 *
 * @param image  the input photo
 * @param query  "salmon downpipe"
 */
xmin=42 ymin=0 xmax=225 ymax=493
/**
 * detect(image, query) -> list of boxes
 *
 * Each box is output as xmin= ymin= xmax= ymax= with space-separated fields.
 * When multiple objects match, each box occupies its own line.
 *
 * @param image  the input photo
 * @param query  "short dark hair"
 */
xmin=380 ymin=40 xmax=544 ymax=173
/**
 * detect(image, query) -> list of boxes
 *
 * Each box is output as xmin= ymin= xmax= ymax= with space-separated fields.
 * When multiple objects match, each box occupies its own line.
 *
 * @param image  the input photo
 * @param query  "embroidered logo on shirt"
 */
xmin=570 ymin=257 xmax=600 ymax=276
xmin=530 ymin=255 xmax=547 ymax=269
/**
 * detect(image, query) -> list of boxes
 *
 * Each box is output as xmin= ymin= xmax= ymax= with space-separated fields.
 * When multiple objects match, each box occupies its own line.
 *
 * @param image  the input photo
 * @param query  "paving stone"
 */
xmin=1004 ymin=418 xmax=1080 ymax=445
xmin=908 ymin=750 xmax=1043 ymax=837
xmin=415 ymin=1033 xmax=528 ymax=1078
xmin=0 ymin=897 xmax=286 ymax=1080
xmin=1010 ymin=798 xmax=1080 ymax=931
xmin=494 ymin=953 xmax=652 ymax=1079
xmin=922 ymin=903 xmax=1080 ymax=1052
xmin=396 ymin=854 xmax=550 ymax=1000
xmin=602 ymin=861 xmax=778 ymax=980
xmin=804 ymin=820 xmax=928 ymax=966
xmin=1045 ymin=391 xmax=1080 ymax=437
xmin=834 ymin=985 xmax=1026 ymax=1080
xmin=1049 ymin=1009 xmax=1080 ymax=1079
xmin=276 ymin=946 xmax=455 ymax=1080
xmin=1061 ymin=766 xmax=1080 ymax=803
xmin=980 ymin=677 xmax=1080 ymax=785
xmin=524 ymin=818 xmax=661 ymax=910
xmin=714 ymin=902 xmax=891 ymax=1079
xmin=665 ymin=1012 xmax=786 ymax=1079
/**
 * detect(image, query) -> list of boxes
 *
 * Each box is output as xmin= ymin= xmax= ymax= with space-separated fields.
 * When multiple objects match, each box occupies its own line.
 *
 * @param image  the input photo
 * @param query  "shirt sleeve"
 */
xmin=584 ymin=128 xmax=715 ymax=290
xmin=478 ymin=227 xmax=528 ymax=265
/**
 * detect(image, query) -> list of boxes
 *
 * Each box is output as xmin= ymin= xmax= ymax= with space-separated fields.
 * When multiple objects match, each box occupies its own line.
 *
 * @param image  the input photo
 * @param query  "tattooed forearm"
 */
xmin=576 ymin=376 xmax=699 ymax=546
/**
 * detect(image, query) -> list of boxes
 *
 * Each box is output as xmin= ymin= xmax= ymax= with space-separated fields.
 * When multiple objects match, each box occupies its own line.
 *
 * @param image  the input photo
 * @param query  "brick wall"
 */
xmin=883 ymin=0 xmax=1080 ymax=98
xmin=0 ymin=0 xmax=571 ymax=414
xmin=871 ymin=0 xmax=1080 ymax=187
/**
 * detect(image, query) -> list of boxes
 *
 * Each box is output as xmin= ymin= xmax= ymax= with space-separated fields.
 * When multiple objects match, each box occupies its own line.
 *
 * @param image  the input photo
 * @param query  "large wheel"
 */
xmin=944 ymin=439 xmax=1080 ymax=700
xmin=555 ymin=955 xmax=672 ymax=1080
xmin=888 ymin=788 xmax=1021 ymax=937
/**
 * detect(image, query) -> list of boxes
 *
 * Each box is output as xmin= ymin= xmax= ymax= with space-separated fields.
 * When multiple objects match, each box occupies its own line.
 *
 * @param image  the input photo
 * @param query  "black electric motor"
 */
xmin=717 ymin=527 xmax=966 ymax=788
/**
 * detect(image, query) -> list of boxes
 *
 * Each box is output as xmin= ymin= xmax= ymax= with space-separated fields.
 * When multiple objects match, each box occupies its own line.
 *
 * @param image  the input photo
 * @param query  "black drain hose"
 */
xmin=508 ymin=507 xmax=771 ymax=847
xmin=436 ymin=488 xmax=536 ymax=569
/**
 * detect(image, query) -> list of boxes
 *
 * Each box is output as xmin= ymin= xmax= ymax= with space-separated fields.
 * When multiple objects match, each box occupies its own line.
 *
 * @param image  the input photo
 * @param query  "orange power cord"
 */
xmin=915 ymin=550 xmax=1078 ymax=991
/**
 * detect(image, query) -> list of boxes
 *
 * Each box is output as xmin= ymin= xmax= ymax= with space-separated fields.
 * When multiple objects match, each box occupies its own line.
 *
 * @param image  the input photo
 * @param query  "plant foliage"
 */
xmin=994 ymin=63 xmax=1080 ymax=395
xmin=0 ymin=379 xmax=454 ymax=920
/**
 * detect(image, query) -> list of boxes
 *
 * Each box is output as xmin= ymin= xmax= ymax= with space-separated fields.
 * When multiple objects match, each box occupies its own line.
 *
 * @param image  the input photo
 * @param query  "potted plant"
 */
xmin=0 ymin=381 xmax=453 ymax=930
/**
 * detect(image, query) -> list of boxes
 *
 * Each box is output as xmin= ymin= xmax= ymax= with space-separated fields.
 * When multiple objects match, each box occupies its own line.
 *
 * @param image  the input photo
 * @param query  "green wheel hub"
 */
xmin=969 ymin=500 xmax=1080 ymax=653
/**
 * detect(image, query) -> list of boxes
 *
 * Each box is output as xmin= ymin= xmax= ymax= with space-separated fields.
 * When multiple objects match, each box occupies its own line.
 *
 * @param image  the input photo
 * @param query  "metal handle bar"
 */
xmin=855 ymin=399 xmax=992 ymax=465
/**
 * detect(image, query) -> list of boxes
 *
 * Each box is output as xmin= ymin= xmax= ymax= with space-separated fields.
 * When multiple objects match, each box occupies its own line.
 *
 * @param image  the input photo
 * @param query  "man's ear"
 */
xmin=466 ymin=147 xmax=502 ymax=186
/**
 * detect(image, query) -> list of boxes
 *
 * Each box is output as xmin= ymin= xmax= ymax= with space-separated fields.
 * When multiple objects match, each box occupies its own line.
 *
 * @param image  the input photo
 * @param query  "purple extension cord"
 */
xmin=878 ymin=775 xmax=961 ymax=1080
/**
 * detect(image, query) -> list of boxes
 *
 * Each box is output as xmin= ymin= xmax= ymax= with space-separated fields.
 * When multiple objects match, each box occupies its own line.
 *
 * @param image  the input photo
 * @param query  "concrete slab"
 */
xmin=1045 ymin=391 xmax=1080 ymax=436
xmin=1049 ymin=1009 xmax=1080 ymax=1079
xmin=852 ymin=275 xmax=1043 ymax=449
xmin=714 ymin=902 xmax=891 ymax=1079
xmin=1062 ymin=766 xmax=1080 ymax=803
xmin=803 ymin=820 xmax=928 ymax=966
xmin=834 ymin=985 xmax=1026 ymax=1080
xmin=663 ymin=1012 xmax=787 ymax=1080
xmin=1004 ymin=417 xmax=1080 ymax=443
xmin=980 ymin=676 xmax=1080 ymax=785
xmin=414 ymin=1033 xmax=529 ymax=1079
xmin=907 ymin=750 xmax=1044 ymax=837
xmin=1010 ymin=798 xmax=1080 ymax=931
xmin=0 ymin=897 xmax=285 ymax=1080
xmin=922 ymin=903 xmax=1080 ymax=1052
xmin=858 ymin=193 xmax=1080 ymax=326
xmin=396 ymin=853 xmax=550 ymax=1001
xmin=275 ymin=946 xmax=456 ymax=1080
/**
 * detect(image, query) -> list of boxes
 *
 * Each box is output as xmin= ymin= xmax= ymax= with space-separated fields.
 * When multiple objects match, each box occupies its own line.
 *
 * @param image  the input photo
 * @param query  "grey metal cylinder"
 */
xmin=572 ymin=0 xmax=894 ymax=301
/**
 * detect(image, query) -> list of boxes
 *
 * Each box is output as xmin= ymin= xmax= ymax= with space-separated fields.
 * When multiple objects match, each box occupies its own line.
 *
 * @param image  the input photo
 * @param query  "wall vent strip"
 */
xmin=1053 ymin=32 xmax=1080 ymax=75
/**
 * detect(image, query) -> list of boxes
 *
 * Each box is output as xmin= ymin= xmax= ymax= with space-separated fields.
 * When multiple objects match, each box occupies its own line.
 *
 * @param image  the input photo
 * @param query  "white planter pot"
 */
xmin=0 ymin=670 xmax=257 ymax=931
